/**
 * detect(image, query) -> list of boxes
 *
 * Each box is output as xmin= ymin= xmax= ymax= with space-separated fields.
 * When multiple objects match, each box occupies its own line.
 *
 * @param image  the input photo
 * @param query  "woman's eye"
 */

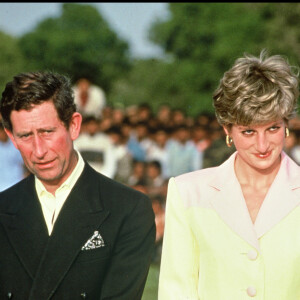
xmin=242 ymin=130 xmax=253 ymax=136
xmin=269 ymin=126 xmax=280 ymax=132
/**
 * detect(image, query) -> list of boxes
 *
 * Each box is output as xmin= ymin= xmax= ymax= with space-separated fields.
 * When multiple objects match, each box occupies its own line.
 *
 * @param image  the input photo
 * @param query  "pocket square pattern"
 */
xmin=82 ymin=230 xmax=105 ymax=250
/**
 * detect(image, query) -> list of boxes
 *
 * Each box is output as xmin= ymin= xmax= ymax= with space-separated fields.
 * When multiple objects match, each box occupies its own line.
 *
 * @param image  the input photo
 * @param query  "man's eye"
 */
xmin=42 ymin=130 xmax=53 ymax=135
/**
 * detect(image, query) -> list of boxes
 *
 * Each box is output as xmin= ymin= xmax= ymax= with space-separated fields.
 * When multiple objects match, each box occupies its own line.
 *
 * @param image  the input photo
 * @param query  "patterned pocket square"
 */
xmin=82 ymin=230 xmax=105 ymax=250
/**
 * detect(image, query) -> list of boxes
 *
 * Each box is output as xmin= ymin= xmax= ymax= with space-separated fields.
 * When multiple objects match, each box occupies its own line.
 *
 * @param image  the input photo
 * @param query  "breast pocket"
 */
xmin=76 ymin=243 xmax=111 ymax=263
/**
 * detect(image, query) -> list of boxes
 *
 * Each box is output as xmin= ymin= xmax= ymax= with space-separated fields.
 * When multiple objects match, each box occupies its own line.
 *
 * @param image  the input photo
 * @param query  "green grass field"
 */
xmin=142 ymin=264 xmax=160 ymax=300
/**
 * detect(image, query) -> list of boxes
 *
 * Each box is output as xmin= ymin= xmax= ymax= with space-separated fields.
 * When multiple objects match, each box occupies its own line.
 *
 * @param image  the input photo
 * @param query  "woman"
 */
xmin=158 ymin=50 xmax=300 ymax=300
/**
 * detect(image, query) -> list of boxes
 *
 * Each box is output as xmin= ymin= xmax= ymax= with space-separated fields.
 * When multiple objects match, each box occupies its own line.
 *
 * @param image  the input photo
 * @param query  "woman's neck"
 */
xmin=234 ymin=154 xmax=281 ymax=189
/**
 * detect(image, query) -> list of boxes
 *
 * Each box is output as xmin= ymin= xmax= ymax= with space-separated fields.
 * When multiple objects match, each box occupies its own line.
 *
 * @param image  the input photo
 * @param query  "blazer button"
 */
xmin=247 ymin=249 xmax=258 ymax=261
xmin=80 ymin=292 xmax=87 ymax=299
xmin=7 ymin=292 xmax=13 ymax=299
xmin=247 ymin=286 xmax=257 ymax=297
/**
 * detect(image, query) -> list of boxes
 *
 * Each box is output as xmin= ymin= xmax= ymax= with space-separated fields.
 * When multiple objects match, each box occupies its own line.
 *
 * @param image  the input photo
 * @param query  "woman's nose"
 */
xmin=256 ymin=133 xmax=270 ymax=153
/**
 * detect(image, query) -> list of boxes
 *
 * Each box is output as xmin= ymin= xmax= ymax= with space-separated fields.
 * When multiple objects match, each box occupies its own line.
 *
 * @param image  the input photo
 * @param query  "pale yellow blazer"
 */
xmin=158 ymin=151 xmax=300 ymax=300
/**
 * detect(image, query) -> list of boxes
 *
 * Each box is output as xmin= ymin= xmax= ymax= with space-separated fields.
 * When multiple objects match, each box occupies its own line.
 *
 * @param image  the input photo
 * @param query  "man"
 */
xmin=166 ymin=125 xmax=203 ymax=177
xmin=74 ymin=116 xmax=118 ymax=179
xmin=73 ymin=77 xmax=106 ymax=119
xmin=0 ymin=72 xmax=156 ymax=299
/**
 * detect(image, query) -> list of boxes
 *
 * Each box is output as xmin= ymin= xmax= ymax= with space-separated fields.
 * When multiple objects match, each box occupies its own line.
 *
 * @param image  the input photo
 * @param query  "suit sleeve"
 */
xmin=158 ymin=177 xmax=200 ymax=300
xmin=100 ymin=192 xmax=156 ymax=300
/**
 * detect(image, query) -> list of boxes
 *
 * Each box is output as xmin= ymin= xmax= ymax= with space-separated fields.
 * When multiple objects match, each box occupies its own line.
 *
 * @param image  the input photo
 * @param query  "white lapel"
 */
xmin=254 ymin=152 xmax=300 ymax=238
xmin=208 ymin=151 xmax=300 ymax=251
xmin=208 ymin=152 xmax=260 ymax=251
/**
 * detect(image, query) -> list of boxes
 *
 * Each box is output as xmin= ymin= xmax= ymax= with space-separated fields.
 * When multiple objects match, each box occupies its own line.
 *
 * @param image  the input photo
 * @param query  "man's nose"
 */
xmin=33 ymin=135 xmax=48 ymax=158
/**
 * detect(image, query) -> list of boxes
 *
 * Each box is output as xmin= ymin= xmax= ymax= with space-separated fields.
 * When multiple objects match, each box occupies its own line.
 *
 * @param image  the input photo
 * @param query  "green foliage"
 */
xmin=0 ymin=31 xmax=25 ymax=93
xmin=110 ymin=58 xmax=214 ymax=116
xmin=142 ymin=264 xmax=160 ymax=300
xmin=119 ymin=2 xmax=300 ymax=116
xmin=254 ymin=3 xmax=300 ymax=67
xmin=143 ymin=3 xmax=268 ymax=115
xmin=2 ymin=3 xmax=300 ymax=116
xmin=18 ymin=3 xmax=131 ymax=91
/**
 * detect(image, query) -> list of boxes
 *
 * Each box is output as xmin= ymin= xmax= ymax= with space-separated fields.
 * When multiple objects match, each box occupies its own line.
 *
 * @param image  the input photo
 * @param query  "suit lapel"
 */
xmin=254 ymin=152 xmax=300 ymax=238
xmin=208 ymin=153 xmax=260 ymax=250
xmin=29 ymin=164 xmax=109 ymax=300
xmin=0 ymin=175 xmax=49 ymax=279
xmin=208 ymin=152 xmax=300 ymax=251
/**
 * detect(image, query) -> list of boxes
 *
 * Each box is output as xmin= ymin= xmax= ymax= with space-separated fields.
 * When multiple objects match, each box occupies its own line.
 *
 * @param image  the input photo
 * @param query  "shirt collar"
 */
xmin=35 ymin=150 xmax=85 ymax=197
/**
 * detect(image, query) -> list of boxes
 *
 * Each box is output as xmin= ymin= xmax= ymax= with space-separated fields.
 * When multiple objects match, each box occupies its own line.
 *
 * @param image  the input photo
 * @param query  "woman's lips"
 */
xmin=255 ymin=151 xmax=271 ymax=159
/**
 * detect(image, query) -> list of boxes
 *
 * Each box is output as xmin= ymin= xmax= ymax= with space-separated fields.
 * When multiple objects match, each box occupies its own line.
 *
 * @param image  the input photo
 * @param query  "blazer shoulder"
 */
xmin=175 ymin=166 xmax=219 ymax=189
xmin=170 ymin=152 xmax=237 ymax=208
xmin=174 ymin=151 xmax=236 ymax=190
xmin=0 ymin=175 xmax=33 ymax=212
xmin=169 ymin=166 xmax=220 ymax=209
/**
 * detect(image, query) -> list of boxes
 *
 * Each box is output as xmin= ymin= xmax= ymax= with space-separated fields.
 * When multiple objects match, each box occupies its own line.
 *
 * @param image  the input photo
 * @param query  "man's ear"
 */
xmin=4 ymin=128 xmax=18 ymax=150
xmin=69 ymin=112 xmax=82 ymax=141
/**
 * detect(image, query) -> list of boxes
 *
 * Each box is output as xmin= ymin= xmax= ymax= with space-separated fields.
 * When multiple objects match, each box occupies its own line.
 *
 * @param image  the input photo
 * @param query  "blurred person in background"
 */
xmin=106 ymin=125 xmax=134 ymax=185
xmin=101 ymin=105 xmax=113 ymax=119
xmin=159 ymin=50 xmax=300 ymax=299
xmin=284 ymin=128 xmax=300 ymax=165
xmin=0 ymin=122 xmax=25 ymax=191
xmin=145 ymin=160 xmax=167 ymax=199
xmin=156 ymin=104 xmax=172 ymax=129
xmin=195 ymin=111 xmax=213 ymax=127
xmin=127 ymin=160 xmax=147 ymax=187
xmin=98 ymin=114 xmax=114 ymax=133
xmin=73 ymin=77 xmax=106 ymax=119
xmin=111 ymin=107 xmax=125 ymax=127
xmin=191 ymin=123 xmax=211 ymax=153
xmin=137 ymin=103 xmax=153 ymax=123
xmin=74 ymin=116 xmax=117 ymax=179
xmin=147 ymin=127 xmax=170 ymax=180
xmin=127 ymin=121 xmax=153 ymax=162
xmin=170 ymin=108 xmax=186 ymax=127
xmin=202 ymin=122 xmax=236 ymax=168
xmin=165 ymin=124 xmax=203 ymax=177
xmin=125 ymin=105 xmax=139 ymax=125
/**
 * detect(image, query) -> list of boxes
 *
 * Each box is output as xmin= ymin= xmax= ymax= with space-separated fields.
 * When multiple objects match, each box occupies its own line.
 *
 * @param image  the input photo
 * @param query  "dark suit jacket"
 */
xmin=0 ymin=163 xmax=156 ymax=299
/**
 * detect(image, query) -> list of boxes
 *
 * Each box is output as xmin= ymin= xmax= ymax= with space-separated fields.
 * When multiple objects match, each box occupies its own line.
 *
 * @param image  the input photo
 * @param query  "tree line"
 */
xmin=1 ymin=3 xmax=300 ymax=116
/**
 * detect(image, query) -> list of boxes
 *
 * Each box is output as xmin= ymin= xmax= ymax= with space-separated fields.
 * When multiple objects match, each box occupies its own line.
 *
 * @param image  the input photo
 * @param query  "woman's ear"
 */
xmin=223 ymin=126 xmax=229 ymax=136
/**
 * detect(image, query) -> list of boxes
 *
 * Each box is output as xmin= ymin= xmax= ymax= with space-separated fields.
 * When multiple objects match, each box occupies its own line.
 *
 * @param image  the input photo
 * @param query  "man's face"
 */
xmin=5 ymin=101 xmax=82 ymax=193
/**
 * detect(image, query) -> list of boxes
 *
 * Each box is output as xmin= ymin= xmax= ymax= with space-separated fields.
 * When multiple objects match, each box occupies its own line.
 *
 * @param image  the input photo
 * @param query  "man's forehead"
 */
xmin=10 ymin=102 xmax=60 ymax=128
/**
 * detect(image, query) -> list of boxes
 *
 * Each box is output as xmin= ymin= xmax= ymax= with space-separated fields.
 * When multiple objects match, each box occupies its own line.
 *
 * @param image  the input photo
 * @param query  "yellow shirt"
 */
xmin=35 ymin=151 xmax=85 ymax=235
xmin=159 ymin=152 xmax=300 ymax=300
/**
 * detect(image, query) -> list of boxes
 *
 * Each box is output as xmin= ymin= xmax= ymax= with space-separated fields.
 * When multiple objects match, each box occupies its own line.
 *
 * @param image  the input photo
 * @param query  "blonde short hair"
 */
xmin=213 ymin=50 xmax=299 ymax=127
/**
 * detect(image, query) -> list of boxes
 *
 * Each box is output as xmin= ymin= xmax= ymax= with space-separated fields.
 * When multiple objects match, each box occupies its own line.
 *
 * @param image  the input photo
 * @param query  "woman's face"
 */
xmin=224 ymin=119 xmax=286 ymax=173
